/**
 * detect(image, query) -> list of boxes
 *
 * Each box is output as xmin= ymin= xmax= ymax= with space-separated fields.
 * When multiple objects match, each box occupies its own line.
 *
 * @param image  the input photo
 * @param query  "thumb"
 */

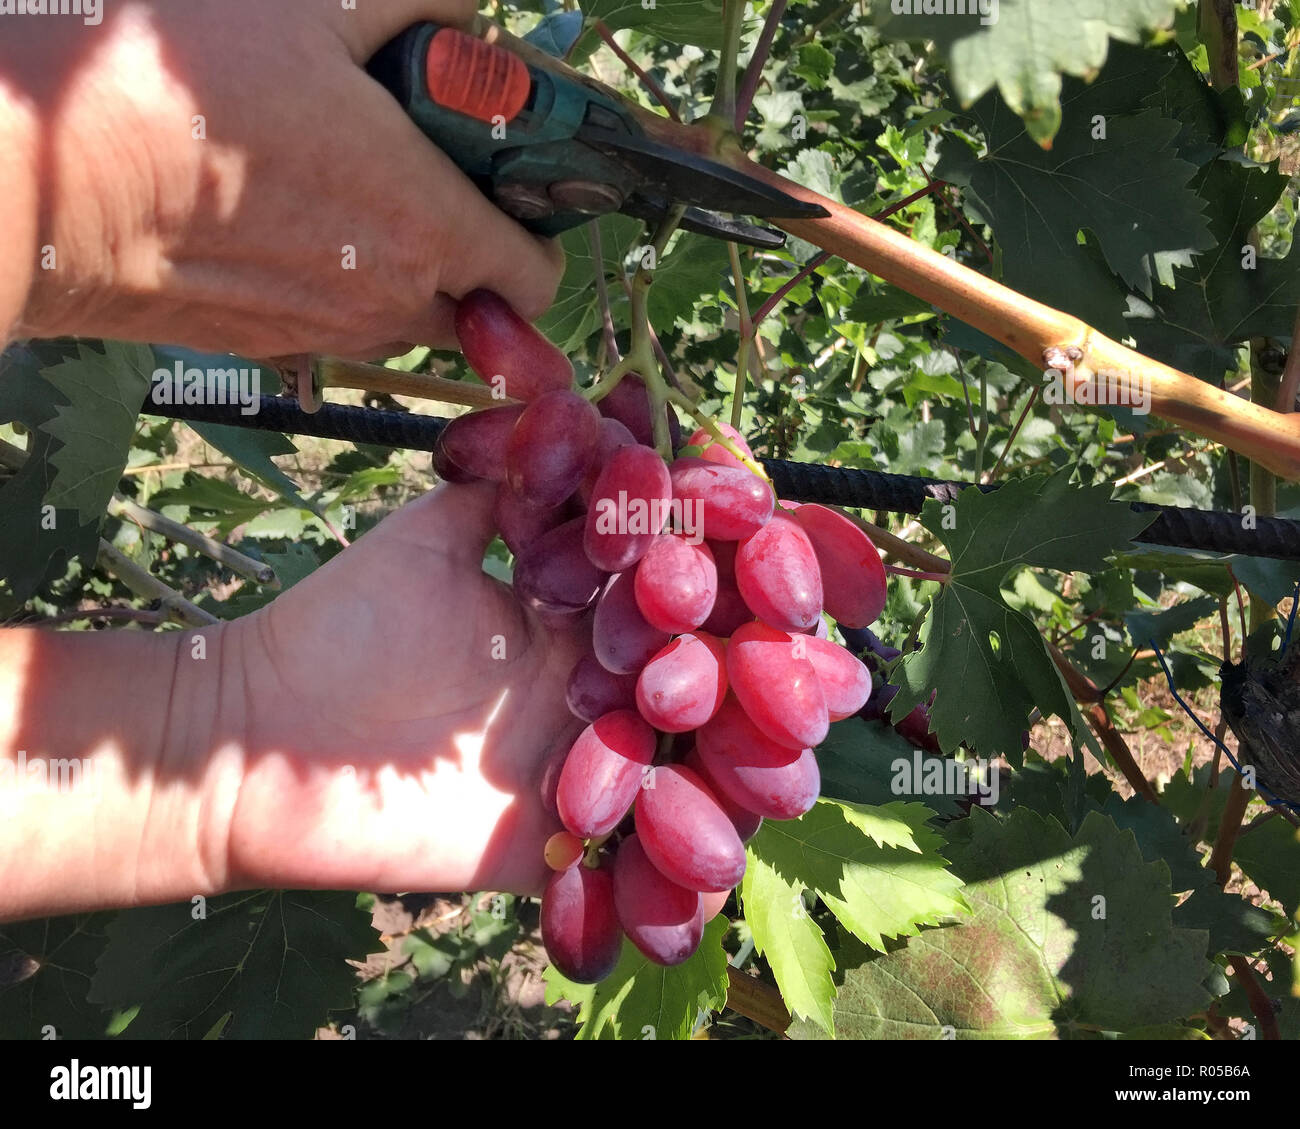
xmin=391 ymin=479 xmax=503 ymax=568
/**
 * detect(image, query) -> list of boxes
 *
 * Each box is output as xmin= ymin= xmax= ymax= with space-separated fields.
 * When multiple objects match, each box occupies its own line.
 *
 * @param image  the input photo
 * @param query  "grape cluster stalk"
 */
xmin=443 ymin=290 xmax=893 ymax=983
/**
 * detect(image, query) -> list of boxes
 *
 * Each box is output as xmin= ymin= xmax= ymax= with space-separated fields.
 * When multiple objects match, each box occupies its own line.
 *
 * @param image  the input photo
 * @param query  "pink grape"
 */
xmin=577 ymin=418 xmax=637 ymax=507
xmin=683 ymin=747 xmax=763 ymax=842
xmin=514 ymin=518 xmax=607 ymax=618
xmin=597 ymin=375 xmax=681 ymax=450
xmin=506 ymin=389 xmax=601 ymax=506
xmin=669 ymin=458 xmax=774 ymax=541
xmin=584 ymin=444 xmax=673 ymax=572
xmin=592 ymin=570 xmax=671 ymax=675
xmin=556 ymin=710 xmax=656 ymax=839
xmin=635 ymin=632 xmax=728 ymax=733
xmin=541 ymin=863 xmax=623 ymax=984
xmin=726 ymin=622 xmax=829 ymax=749
xmin=701 ymin=576 xmax=752 ymax=638
xmin=735 ymin=512 xmax=823 ymax=632
xmin=687 ymin=423 xmax=755 ymax=470
xmin=613 ymin=835 xmax=704 ymax=967
xmin=696 ymin=696 xmax=820 ymax=820
xmin=790 ymin=503 xmax=888 ymax=628
xmin=455 ymin=289 xmax=574 ymax=402
xmin=566 ymin=653 xmax=639 ymax=723
xmin=494 ymin=483 xmax=568 ymax=557
xmin=803 ymin=636 xmax=872 ymax=720
xmin=634 ymin=534 xmax=717 ymax=634
xmin=635 ymin=764 xmax=747 ymax=893
xmin=434 ymin=405 xmax=525 ymax=484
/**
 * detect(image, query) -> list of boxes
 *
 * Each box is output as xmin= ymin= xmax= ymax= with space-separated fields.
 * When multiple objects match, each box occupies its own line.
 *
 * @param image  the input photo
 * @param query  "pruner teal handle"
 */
xmin=367 ymin=23 xmax=641 ymax=236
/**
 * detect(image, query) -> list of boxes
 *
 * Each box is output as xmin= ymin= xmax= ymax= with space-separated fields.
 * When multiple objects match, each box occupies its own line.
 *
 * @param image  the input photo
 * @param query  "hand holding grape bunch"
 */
xmin=439 ymin=292 xmax=890 ymax=982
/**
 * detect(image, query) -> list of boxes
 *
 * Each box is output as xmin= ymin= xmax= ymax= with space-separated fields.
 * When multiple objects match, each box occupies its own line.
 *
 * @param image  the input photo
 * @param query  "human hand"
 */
xmin=205 ymin=482 xmax=586 ymax=898
xmin=7 ymin=0 xmax=562 ymax=357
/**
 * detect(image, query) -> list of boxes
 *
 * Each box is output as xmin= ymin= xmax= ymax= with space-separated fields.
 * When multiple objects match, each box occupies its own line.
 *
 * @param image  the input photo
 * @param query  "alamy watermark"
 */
xmin=0 ymin=0 xmax=103 ymax=26
xmin=590 ymin=493 xmax=704 ymax=545
xmin=150 ymin=361 xmax=262 ymax=416
xmin=1041 ymin=366 xmax=1152 ymax=415
xmin=891 ymin=750 xmax=1000 ymax=806
xmin=0 ymin=750 xmax=100 ymax=796
xmin=890 ymin=0 xmax=999 ymax=27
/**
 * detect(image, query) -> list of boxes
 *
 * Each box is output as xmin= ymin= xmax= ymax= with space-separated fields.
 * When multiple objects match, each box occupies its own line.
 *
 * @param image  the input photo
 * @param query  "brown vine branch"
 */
xmin=1227 ymin=955 xmax=1281 ymax=1041
xmin=1199 ymin=0 xmax=1240 ymax=91
xmin=1047 ymin=642 xmax=1160 ymax=804
xmin=725 ymin=967 xmax=792 ymax=1035
xmin=471 ymin=15 xmax=1300 ymax=480
xmin=1210 ymin=772 xmax=1251 ymax=885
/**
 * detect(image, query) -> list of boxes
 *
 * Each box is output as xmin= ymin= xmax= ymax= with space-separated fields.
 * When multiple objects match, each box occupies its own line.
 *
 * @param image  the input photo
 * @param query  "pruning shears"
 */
xmin=367 ymin=22 xmax=828 ymax=249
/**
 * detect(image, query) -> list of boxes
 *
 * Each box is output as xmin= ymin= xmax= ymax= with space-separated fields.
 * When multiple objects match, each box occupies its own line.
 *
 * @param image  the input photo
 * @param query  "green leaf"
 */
xmin=748 ymin=800 xmax=965 ymax=960
xmin=891 ymin=469 xmax=1154 ymax=756
xmin=580 ymin=0 xmax=729 ymax=49
xmin=815 ymin=718 xmax=963 ymax=816
xmin=937 ymin=46 xmax=1214 ymax=333
xmin=0 ymin=913 xmax=116 ymax=1039
xmin=741 ymin=844 xmax=837 ymax=1032
xmin=1234 ymin=814 xmax=1300 ymax=919
xmin=187 ymin=423 xmax=313 ymax=514
xmin=544 ymin=916 xmax=729 ymax=1040
xmin=535 ymin=214 xmax=640 ymax=353
xmin=1124 ymin=595 xmax=1219 ymax=651
xmin=41 ymin=341 xmax=155 ymax=523
xmin=1127 ymin=158 xmax=1300 ymax=381
xmin=88 ymin=890 xmax=383 ymax=1039
xmin=151 ymin=476 xmax=274 ymax=533
xmin=649 ymin=233 xmax=730 ymax=330
xmin=0 ymin=342 xmax=101 ymax=599
xmin=1100 ymin=794 xmax=1276 ymax=955
xmin=791 ymin=807 xmax=1215 ymax=1039
xmin=876 ymin=0 xmax=1183 ymax=145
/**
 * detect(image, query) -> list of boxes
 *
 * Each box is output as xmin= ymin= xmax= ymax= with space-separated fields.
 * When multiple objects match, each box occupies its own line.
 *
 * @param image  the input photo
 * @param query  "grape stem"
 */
xmin=885 ymin=565 xmax=949 ymax=585
xmin=663 ymin=387 xmax=771 ymax=481
xmin=727 ymin=241 xmax=754 ymax=431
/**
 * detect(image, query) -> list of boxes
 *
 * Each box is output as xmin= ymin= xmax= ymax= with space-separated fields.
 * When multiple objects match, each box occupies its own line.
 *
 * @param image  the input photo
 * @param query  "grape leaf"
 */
xmin=890 ymin=469 xmax=1155 ymax=757
xmin=580 ymin=0 xmax=729 ymax=49
xmin=0 ymin=913 xmax=116 ymax=1039
xmin=875 ymin=0 xmax=1184 ymax=146
xmin=936 ymin=46 xmax=1214 ymax=334
xmin=790 ymin=808 xmax=1216 ymax=1039
xmin=543 ymin=916 xmax=729 ymax=1040
xmin=1100 ymin=794 xmax=1277 ymax=955
xmin=0 ymin=342 xmax=101 ymax=599
xmin=150 ymin=476 xmax=275 ymax=534
xmin=1123 ymin=595 xmax=1220 ymax=651
xmin=816 ymin=718 xmax=962 ymax=816
xmin=1234 ymin=814 xmax=1300 ymax=919
xmin=740 ymin=845 xmax=837 ymax=1032
xmin=88 ymin=890 xmax=382 ymax=1039
xmin=536 ymin=214 xmax=640 ymax=353
xmin=41 ymin=341 xmax=154 ymax=523
xmin=747 ymin=800 xmax=965 ymax=963
xmin=1126 ymin=158 xmax=1300 ymax=382
xmin=649 ymin=233 xmax=731 ymax=330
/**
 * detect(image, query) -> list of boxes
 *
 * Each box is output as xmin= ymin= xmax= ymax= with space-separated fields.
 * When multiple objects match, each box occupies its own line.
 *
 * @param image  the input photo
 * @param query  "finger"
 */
xmin=392 ymin=479 xmax=503 ymax=567
xmin=335 ymin=0 xmax=481 ymax=60
xmin=396 ymin=137 xmax=566 ymax=322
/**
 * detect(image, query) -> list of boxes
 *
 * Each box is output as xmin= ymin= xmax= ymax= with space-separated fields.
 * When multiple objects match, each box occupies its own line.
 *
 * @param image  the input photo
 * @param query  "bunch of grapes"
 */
xmin=444 ymin=291 xmax=889 ymax=984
